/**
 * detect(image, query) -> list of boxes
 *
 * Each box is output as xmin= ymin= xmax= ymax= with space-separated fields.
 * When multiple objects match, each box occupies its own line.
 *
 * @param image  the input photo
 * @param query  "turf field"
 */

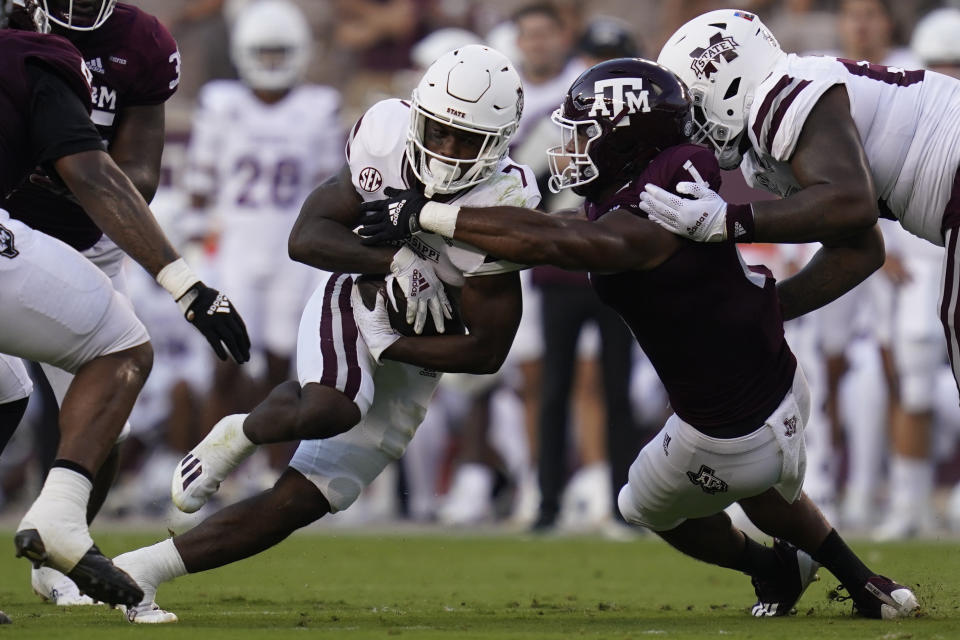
xmin=0 ymin=530 xmax=958 ymax=639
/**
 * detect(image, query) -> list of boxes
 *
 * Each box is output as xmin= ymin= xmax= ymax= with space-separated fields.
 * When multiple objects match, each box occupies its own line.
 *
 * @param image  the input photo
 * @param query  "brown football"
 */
xmin=353 ymin=275 xmax=464 ymax=338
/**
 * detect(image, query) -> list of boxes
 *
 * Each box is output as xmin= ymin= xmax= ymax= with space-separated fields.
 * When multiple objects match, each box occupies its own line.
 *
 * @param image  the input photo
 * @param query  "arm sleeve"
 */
xmin=26 ymin=61 xmax=104 ymax=165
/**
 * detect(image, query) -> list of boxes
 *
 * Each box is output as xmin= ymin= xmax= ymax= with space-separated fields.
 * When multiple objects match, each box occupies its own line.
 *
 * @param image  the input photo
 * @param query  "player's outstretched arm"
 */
xmin=55 ymin=150 xmax=177 ymax=276
xmin=374 ymin=271 xmax=522 ymax=375
xmin=55 ymin=150 xmax=251 ymax=363
xmin=359 ymin=190 xmax=678 ymax=273
xmin=108 ymin=104 xmax=165 ymax=204
xmin=289 ymin=164 xmax=395 ymax=274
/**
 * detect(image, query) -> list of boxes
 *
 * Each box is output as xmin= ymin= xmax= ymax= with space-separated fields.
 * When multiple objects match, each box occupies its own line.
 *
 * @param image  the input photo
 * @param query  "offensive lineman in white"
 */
xmin=111 ymin=45 xmax=539 ymax=623
xmin=639 ymin=10 xmax=960 ymax=406
xmin=188 ymin=0 xmax=342 ymax=424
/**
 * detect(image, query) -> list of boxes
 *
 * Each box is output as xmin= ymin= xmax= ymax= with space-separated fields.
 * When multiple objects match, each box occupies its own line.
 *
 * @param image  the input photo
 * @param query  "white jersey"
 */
xmin=187 ymin=80 xmax=343 ymax=224
xmin=347 ymin=99 xmax=541 ymax=287
xmin=742 ymin=53 xmax=960 ymax=246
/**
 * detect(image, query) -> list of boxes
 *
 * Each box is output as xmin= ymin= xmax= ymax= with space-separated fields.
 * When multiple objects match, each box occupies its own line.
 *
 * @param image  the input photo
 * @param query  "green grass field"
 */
xmin=1 ymin=530 xmax=958 ymax=639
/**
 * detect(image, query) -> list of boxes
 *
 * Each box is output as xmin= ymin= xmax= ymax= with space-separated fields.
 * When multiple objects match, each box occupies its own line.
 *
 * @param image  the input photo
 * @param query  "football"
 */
xmin=354 ymin=275 xmax=464 ymax=338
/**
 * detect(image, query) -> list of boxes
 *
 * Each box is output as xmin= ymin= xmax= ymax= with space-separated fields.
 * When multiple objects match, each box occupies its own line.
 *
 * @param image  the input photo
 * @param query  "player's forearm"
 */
xmin=752 ymin=184 xmax=878 ymax=244
xmin=289 ymin=218 xmax=394 ymax=274
xmin=59 ymin=151 xmax=178 ymax=276
xmin=436 ymin=205 xmax=612 ymax=271
xmin=113 ymin=158 xmax=160 ymax=204
xmin=382 ymin=334 xmax=508 ymax=375
xmin=776 ymin=226 xmax=884 ymax=321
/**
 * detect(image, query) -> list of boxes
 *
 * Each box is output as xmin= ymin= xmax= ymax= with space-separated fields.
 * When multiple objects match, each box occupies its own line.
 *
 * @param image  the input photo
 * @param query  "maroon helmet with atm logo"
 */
xmin=547 ymin=57 xmax=693 ymax=199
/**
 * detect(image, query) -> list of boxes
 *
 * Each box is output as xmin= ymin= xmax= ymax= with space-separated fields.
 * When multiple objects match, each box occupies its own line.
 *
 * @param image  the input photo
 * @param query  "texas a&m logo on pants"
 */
xmin=687 ymin=464 xmax=729 ymax=494
xmin=0 ymin=223 xmax=18 ymax=259
xmin=358 ymin=167 xmax=383 ymax=192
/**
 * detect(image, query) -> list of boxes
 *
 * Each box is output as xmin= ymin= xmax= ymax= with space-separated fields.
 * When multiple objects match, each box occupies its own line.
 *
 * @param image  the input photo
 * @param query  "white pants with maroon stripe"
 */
xmin=939 ymin=228 xmax=960 ymax=401
xmin=618 ymin=366 xmax=810 ymax=532
xmin=289 ymin=272 xmax=443 ymax=512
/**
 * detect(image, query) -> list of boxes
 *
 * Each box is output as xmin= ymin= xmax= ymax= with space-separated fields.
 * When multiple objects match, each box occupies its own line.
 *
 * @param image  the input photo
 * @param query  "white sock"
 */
xmin=115 ymin=539 xmax=187 ymax=604
xmin=18 ymin=467 xmax=93 ymax=569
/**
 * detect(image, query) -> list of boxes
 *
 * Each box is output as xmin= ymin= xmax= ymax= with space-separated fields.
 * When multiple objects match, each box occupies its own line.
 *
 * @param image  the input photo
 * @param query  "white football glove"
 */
xmin=388 ymin=245 xmax=452 ymax=335
xmin=350 ymin=283 xmax=401 ymax=364
xmin=638 ymin=181 xmax=729 ymax=243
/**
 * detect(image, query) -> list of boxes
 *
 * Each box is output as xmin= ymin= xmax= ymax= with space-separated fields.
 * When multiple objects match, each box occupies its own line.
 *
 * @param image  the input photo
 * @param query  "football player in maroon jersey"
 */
xmin=4 ymin=0 xmax=195 ymax=606
xmin=358 ymin=58 xmax=916 ymax=620
xmin=0 ymin=0 xmax=248 ymax=613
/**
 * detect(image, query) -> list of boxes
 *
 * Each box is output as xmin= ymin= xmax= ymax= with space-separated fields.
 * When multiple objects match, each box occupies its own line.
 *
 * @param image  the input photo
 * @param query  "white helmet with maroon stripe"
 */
xmin=657 ymin=9 xmax=785 ymax=169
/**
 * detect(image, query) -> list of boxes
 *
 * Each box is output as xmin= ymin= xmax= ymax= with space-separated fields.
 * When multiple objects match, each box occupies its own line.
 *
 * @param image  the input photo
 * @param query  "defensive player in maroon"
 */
xmin=4 ymin=0 xmax=188 ymax=605
xmin=359 ymin=58 xmax=917 ymax=619
xmin=0 ymin=1 xmax=248 ymax=613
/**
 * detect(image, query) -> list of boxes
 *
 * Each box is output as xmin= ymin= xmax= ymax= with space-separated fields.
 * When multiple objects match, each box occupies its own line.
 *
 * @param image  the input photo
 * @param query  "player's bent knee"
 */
xmin=295 ymin=384 xmax=362 ymax=440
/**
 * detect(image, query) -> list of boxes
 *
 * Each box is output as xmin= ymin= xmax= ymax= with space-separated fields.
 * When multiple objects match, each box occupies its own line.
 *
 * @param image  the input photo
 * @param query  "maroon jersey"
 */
xmin=586 ymin=144 xmax=797 ymax=433
xmin=0 ymin=31 xmax=93 ymax=197
xmin=5 ymin=3 xmax=180 ymax=250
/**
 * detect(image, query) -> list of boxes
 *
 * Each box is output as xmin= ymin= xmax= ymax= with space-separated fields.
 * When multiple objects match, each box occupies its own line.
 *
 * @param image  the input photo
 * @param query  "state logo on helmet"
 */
xmin=547 ymin=57 xmax=692 ymax=198
xmin=406 ymin=44 xmax=523 ymax=196
xmin=657 ymin=9 xmax=785 ymax=169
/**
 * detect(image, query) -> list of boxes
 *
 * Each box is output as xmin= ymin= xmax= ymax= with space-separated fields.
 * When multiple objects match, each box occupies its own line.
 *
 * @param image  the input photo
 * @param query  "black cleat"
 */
xmin=0 ymin=610 xmax=11 ymax=624
xmin=14 ymin=529 xmax=143 ymax=607
xmin=750 ymin=539 xmax=820 ymax=617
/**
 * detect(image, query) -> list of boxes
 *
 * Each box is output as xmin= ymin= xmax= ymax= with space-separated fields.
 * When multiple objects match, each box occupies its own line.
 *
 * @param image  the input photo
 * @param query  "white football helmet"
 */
xmin=912 ymin=8 xmax=960 ymax=66
xmin=657 ymin=9 xmax=785 ymax=169
xmin=231 ymin=0 xmax=312 ymax=91
xmin=407 ymin=45 xmax=523 ymax=195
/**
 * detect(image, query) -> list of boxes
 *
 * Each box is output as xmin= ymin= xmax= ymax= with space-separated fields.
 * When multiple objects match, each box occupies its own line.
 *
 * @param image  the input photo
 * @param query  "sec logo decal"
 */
xmin=358 ymin=167 xmax=383 ymax=192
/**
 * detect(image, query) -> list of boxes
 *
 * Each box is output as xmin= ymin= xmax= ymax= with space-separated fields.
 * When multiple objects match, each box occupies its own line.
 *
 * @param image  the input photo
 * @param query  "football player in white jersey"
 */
xmin=639 ymin=9 xmax=960 ymax=403
xmin=187 ymin=0 xmax=341 ymax=434
xmin=111 ymin=44 xmax=539 ymax=623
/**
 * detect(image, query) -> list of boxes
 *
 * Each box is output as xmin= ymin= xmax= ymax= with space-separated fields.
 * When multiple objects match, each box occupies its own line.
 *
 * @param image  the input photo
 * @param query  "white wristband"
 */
xmin=156 ymin=258 xmax=200 ymax=301
xmin=419 ymin=201 xmax=460 ymax=238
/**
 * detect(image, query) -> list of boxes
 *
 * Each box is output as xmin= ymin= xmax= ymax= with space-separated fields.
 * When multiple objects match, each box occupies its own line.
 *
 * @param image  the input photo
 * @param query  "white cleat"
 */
xmin=171 ymin=414 xmax=255 ymax=513
xmin=119 ymin=602 xmax=179 ymax=624
xmin=31 ymin=566 xmax=98 ymax=606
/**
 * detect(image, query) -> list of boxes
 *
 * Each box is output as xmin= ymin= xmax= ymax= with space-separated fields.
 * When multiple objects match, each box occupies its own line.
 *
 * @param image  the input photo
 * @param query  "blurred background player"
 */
xmin=186 ymin=0 xmax=342 ymax=474
xmin=3 ymin=0 xmax=183 ymax=606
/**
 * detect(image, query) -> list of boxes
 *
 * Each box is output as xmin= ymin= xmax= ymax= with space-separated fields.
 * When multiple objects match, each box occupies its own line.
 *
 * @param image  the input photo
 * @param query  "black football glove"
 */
xmin=178 ymin=282 xmax=251 ymax=363
xmin=358 ymin=186 xmax=428 ymax=245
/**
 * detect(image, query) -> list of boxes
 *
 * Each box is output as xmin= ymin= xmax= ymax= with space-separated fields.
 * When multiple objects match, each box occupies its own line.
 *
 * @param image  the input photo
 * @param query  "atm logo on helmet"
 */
xmin=689 ymin=33 xmax=739 ymax=79
xmin=588 ymin=78 xmax=650 ymax=127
